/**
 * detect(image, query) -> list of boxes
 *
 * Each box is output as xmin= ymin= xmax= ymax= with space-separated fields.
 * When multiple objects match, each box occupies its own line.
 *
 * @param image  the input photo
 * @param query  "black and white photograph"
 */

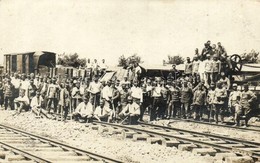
xmin=0 ymin=0 xmax=259 ymax=162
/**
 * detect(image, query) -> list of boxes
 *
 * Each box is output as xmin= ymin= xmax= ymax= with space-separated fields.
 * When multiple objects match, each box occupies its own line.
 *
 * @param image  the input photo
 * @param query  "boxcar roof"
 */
xmin=3 ymin=51 xmax=55 ymax=56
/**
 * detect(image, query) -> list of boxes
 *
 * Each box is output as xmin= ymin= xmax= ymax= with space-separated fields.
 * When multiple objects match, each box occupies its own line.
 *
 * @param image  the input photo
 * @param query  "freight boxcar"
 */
xmin=3 ymin=51 xmax=56 ymax=74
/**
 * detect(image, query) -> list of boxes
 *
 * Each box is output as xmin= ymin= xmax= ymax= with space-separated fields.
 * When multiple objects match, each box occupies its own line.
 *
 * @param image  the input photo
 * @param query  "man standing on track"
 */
xmin=240 ymin=84 xmax=257 ymax=127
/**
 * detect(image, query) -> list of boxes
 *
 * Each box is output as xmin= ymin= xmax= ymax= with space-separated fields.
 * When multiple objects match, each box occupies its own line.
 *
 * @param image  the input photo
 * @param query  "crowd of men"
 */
xmin=0 ymin=41 xmax=258 ymax=127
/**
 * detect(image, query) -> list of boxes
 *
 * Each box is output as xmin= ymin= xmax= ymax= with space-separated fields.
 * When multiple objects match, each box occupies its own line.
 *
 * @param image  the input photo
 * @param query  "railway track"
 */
xmin=169 ymin=118 xmax=260 ymax=133
xmin=0 ymin=123 xmax=123 ymax=163
xmin=92 ymin=121 xmax=260 ymax=162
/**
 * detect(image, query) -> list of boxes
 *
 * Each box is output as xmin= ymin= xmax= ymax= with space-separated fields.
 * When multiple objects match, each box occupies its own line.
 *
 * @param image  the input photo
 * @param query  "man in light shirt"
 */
xmin=130 ymin=80 xmax=143 ymax=105
xmin=73 ymin=96 xmax=93 ymax=123
xmin=93 ymin=99 xmax=113 ymax=122
xmin=14 ymin=89 xmax=30 ymax=114
xmin=88 ymin=76 xmax=102 ymax=108
xmin=101 ymin=80 xmax=113 ymax=108
xmin=119 ymin=96 xmax=140 ymax=125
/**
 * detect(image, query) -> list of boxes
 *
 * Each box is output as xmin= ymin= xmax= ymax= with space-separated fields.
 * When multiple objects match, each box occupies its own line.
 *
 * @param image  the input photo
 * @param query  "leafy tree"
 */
xmin=166 ymin=55 xmax=184 ymax=65
xmin=57 ymin=53 xmax=86 ymax=68
xmin=118 ymin=54 xmax=143 ymax=67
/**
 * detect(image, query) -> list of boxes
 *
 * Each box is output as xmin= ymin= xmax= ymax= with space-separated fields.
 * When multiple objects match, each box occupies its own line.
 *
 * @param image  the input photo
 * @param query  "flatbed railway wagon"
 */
xmin=3 ymin=51 xmax=56 ymax=75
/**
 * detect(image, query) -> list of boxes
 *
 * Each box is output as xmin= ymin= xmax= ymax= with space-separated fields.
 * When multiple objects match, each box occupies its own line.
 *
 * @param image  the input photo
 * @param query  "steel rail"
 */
xmin=170 ymin=118 xmax=260 ymax=132
xmin=92 ymin=121 xmax=260 ymax=160
xmin=138 ymin=121 xmax=260 ymax=147
xmin=0 ymin=141 xmax=52 ymax=163
xmin=0 ymin=123 xmax=123 ymax=163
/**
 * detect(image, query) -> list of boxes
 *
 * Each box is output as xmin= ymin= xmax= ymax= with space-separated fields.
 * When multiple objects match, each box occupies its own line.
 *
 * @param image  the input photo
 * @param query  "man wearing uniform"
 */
xmin=167 ymin=81 xmax=180 ymax=119
xmin=180 ymin=80 xmax=193 ymax=119
xmin=192 ymin=84 xmax=206 ymax=121
xmin=46 ymin=78 xmax=59 ymax=113
xmin=228 ymin=83 xmax=241 ymax=119
xmin=240 ymin=84 xmax=257 ymax=127
xmin=3 ymin=78 xmax=15 ymax=110
xmin=213 ymin=82 xmax=227 ymax=124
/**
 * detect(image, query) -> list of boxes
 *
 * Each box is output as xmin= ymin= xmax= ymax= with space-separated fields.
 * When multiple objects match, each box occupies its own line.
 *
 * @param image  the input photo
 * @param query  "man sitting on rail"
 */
xmin=72 ymin=95 xmax=93 ymax=123
xmin=119 ymin=96 xmax=140 ymax=125
xmin=14 ymin=89 xmax=30 ymax=114
xmin=93 ymin=99 xmax=113 ymax=122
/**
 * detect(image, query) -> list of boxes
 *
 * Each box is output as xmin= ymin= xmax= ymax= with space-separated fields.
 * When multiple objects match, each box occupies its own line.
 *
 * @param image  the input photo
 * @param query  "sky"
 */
xmin=0 ymin=0 xmax=260 ymax=66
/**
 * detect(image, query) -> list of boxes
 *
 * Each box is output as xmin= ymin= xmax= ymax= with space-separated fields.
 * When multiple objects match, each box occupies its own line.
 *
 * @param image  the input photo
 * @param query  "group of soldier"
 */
xmin=0 ymin=41 xmax=258 ymax=126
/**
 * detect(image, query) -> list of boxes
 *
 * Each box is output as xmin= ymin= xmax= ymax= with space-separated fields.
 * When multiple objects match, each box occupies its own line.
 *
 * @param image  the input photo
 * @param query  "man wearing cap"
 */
xmin=180 ymin=80 xmax=193 ymax=119
xmin=46 ymin=78 xmax=60 ymax=113
xmin=119 ymin=96 xmax=140 ymax=125
xmin=213 ymin=82 xmax=227 ymax=124
xmin=73 ymin=96 xmax=94 ymax=123
xmin=3 ymin=78 xmax=15 ymax=110
xmin=14 ymin=89 xmax=30 ymax=114
xmin=240 ymin=84 xmax=257 ymax=127
xmin=167 ymin=81 xmax=181 ymax=119
xmin=192 ymin=84 xmax=206 ymax=121
xmin=228 ymin=83 xmax=241 ymax=119
xmin=58 ymin=82 xmax=71 ymax=121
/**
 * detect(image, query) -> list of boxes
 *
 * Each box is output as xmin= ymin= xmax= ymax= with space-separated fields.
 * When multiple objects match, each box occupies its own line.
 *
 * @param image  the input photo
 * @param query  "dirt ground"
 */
xmin=0 ymin=109 xmax=218 ymax=163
